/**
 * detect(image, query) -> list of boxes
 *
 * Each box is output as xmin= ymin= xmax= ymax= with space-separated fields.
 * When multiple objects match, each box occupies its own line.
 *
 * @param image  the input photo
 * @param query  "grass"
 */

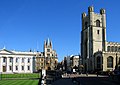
xmin=1 ymin=73 xmax=40 ymax=79
xmin=0 ymin=73 xmax=40 ymax=85
xmin=0 ymin=80 xmax=39 ymax=85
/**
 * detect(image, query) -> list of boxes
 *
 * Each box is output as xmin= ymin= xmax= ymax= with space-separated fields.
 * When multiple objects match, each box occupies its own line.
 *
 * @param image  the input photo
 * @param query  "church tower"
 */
xmin=81 ymin=6 xmax=106 ymax=72
xmin=44 ymin=38 xmax=52 ymax=57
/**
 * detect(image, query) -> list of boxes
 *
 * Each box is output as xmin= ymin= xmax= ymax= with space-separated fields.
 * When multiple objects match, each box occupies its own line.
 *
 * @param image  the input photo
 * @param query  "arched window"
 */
xmin=119 ymin=57 xmax=120 ymax=64
xmin=97 ymin=56 xmax=101 ymax=68
xmin=115 ymin=46 xmax=118 ymax=52
xmin=111 ymin=46 xmax=114 ymax=52
xmin=107 ymin=56 xmax=113 ymax=68
xmin=96 ymin=20 xmax=100 ymax=27
xmin=118 ymin=47 xmax=120 ymax=52
xmin=85 ymin=22 xmax=88 ymax=29
xmin=107 ymin=46 xmax=110 ymax=52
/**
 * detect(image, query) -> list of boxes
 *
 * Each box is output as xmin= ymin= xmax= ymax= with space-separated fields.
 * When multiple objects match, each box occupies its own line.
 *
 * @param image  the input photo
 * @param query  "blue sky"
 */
xmin=0 ymin=0 xmax=120 ymax=62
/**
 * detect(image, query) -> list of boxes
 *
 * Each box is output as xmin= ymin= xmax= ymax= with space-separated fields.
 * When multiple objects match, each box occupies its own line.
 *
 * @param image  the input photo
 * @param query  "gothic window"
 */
xmin=107 ymin=46 xmax=110 ymax=52
xmin=118 ymin=47 xmax=120 ymax=52
xmin=107 ymin=56 xmax=113 ymax=68
xmin=115 ymin=46 xmax=118 ymax=52
xmin=47 ymin=49 xmax=50 ymax=52
xmin=47 ymin=54 xmax=50 ymax=57
xmin=119 ymin=57 xmax=120 ymax=64
xmin=97 ymin=56 xmax=101 ymax=68
xmin=85 ymin=22 xmax=88 ymax=29
xmin=111 ymin=46 xmax=114 ymax=52
xmin=96 ymin=20 xmax=100 ymax=27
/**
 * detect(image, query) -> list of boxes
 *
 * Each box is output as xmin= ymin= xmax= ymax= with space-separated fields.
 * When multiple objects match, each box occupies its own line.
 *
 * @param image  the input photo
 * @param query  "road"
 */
xmin=52 ymin=74 xmax=120 ymax=85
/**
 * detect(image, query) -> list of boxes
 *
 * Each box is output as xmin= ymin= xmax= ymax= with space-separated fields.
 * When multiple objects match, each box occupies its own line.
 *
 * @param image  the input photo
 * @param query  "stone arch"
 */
xmin=115 ymin=46 xmax=118 ymax=52
xmin=107 ymin=46 xmax=110 ymax=52
xmin=107 ymin=56 xmax=113 ymax=68
xmin=96 ymin=20 xmax=100 ymax=27
xmin=111 ymin=46 xmax=114 ymax=52
xmin=97 ymin=56 xmax=101 ymax=68
xmin=118 ymin=47 xmax=120 ymax=52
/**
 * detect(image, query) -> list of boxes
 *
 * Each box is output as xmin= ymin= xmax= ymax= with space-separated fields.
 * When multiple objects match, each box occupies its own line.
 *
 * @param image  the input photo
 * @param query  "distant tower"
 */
xmin=44 ymin=38 xmax=52 ymax=57
xmin=81 ymin=6 xmax=106 ymax=72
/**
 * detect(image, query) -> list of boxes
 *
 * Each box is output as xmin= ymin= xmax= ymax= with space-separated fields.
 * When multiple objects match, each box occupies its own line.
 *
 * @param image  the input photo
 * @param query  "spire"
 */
xmin=3 ymin=45 xmax=6 ymax=50
xmin=47 ymin=38 xmax=50 ymax=46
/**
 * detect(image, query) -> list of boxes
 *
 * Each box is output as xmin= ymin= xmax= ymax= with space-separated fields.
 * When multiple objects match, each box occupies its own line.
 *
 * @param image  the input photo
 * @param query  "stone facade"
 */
xmin=36 ymin=38 xmax=58 ymax=71
xmin=81 ymin=6 xmax=120 ymax=72
xmin=0 ymin=38 xmax=58 ymax=73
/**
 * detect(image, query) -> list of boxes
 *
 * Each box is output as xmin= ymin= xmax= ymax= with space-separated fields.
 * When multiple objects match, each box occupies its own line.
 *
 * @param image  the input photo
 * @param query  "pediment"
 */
xmin=0 ymin=49 xmax=14 ymax=54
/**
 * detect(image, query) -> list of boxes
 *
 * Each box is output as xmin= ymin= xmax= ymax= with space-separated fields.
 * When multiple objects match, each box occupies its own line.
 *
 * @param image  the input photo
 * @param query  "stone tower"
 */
xmin=81 ymin=6 xmax=106 ymax=72
xmin=44 ymin=38 xmax=52 ymax=57
xmin=43 ymin=38 xmax=58 ymax=70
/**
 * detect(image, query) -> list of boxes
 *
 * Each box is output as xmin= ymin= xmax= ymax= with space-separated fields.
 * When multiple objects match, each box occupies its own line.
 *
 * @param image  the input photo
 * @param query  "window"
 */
xmin=41 ymin=58 xmax=43 ymax=61
xmin=22 ymin=66 xmax=24 ymax=70
xmin=47 ymin=49 xmax=50 ymax=52
xmin=107 ymin=46 xmax=110 ymax=52
xmin=111 ymin=46 xmax=114 ymax=52
xmin=9 ymin=66 xmax=12 ymax=71
xmin=97 ymin=56 xmax=101 ymax=68
xmin=47 ymin=54 xmax=50 ymax=57
xmin=96 ymin=20 xmax=100 ymax=27
xmin=85 ymin=22 xmax=88 ymax=29
xmin=97 ymin=30 xmax=99 ymax=34
xmin=9 ymin=57 xmax=13 ymax=62
xmin=118 ymin=47 xmax=120 ymax=52
xmin=115 ymin=46 xmax=118 ymax=52
xmin=3 ymin=57 xmax=6 ymax=62
xmin=107 ymin=56 xmax=113 ymax=68
xmin=16 ymin=66 xmax=18 ymax=70
xmin=28 ymin=66 xmax=30 ymax=70
xmin=22 ymin=58 xmax=24 ymax=63
xmin=41 ymin=63 xmax=43 ymax=66
xmin=28 ymin=58 xmax=30 ymax=63
xmin=16 ymin=58 xmax=18 ymax=63
xmin=119 ymin=57 xmax=120 ymax=64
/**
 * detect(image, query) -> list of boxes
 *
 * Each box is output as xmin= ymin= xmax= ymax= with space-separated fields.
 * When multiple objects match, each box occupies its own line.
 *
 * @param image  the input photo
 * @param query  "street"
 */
xmin=52 ymin=74 xmax=120 ymax=85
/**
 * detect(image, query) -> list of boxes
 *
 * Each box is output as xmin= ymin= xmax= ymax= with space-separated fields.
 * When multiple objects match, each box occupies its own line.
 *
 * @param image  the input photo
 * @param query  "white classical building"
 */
xmin=0 ymin=48 xmax=36 ymax=73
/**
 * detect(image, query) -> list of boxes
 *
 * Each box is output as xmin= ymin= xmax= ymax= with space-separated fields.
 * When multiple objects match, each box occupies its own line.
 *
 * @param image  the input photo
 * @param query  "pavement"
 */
xmin=52 ymin=74 xmax=120 ymax=85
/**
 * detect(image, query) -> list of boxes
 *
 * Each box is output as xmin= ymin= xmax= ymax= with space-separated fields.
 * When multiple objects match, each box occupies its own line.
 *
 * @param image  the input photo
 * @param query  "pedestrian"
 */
xmin=96 ymin=71 xmax=99 ymax=77
xmin=86 ymin=71 xmax=88 ymax=76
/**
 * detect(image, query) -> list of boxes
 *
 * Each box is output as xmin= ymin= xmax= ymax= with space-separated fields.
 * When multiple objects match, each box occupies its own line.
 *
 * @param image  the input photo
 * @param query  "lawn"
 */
xmin=1 ymin=73 xmax=40 ymax=79
xmin=0 ymin=80 xmax=39 ymax=85
xmin=0 ymin=73 xmax=40 ymax=85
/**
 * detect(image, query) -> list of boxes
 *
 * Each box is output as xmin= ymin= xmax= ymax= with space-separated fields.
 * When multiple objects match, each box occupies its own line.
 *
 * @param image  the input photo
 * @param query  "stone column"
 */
xmin=19 ymin=57 xmax=21 ymax=73
xmin=6 ymin=57 xmax=9 ymax=72
xmin=24 ymin=57 xmax=27 ymax=73
xmin=12 ymin=57 xmax=15 ymax=72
